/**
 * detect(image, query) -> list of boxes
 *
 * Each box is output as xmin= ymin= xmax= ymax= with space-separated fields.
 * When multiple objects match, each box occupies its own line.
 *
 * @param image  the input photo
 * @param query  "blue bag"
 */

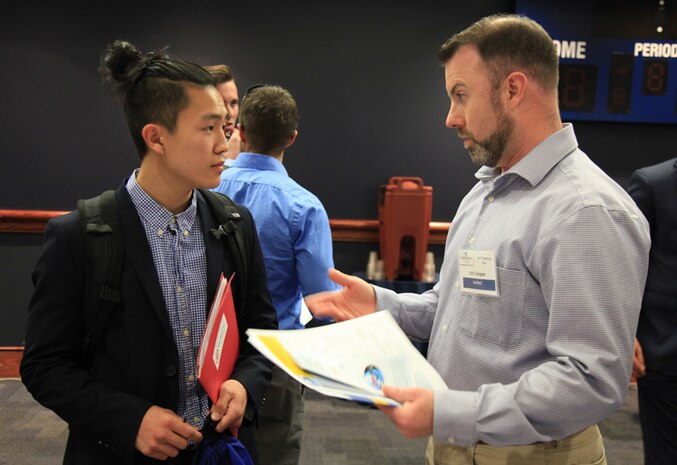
xmin=192 ymin=419 xmax=254 ymax=465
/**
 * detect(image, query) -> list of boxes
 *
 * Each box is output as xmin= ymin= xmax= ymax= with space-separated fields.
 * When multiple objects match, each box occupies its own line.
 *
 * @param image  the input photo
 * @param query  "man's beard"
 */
xmin=465 ymin=107 xmax=514 ymax=168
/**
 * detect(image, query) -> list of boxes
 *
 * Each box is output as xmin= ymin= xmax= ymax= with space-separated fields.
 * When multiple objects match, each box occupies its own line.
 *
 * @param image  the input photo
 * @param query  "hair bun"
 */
xmin=99 ymin=40 xmax=144 ymax=95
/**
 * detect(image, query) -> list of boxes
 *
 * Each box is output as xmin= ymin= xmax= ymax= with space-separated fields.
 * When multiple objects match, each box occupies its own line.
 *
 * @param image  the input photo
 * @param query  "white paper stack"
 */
xmin=246 ymin=311 xmax=447 ymax=406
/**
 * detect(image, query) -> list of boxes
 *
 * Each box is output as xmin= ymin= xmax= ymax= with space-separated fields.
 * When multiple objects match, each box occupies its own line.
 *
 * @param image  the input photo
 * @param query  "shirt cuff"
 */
xmin=373 ymin=285 xmax=399 ymax=312
xmin=433 ymin=389 xmax=477 ymax=446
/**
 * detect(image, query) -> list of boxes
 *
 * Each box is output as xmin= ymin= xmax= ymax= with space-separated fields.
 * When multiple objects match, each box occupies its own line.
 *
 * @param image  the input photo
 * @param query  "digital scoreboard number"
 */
xmin=517 ymin=1 xmax=677 ymax=124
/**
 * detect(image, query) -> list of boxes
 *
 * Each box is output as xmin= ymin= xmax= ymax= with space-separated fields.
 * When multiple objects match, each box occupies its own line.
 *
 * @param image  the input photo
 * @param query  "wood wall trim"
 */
xmin=1 ymin=211 xmax=450 ymax=377
xmin=0 ymin=209 xmax=450 ymax=244
xmin=0 ymin=347 xmax=637 ymax=383
xmin=0 ymin=347 xmax=23 ymax=378
xmin=0 ymin=210 xmax=69 ymax=234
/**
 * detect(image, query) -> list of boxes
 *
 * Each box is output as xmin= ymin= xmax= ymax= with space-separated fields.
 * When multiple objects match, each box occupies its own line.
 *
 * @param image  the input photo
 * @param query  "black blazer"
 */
xmin=20 ymin=184 xmax=278 ymax=464
xmin=627 ymin=158 xmax=677 ymax=376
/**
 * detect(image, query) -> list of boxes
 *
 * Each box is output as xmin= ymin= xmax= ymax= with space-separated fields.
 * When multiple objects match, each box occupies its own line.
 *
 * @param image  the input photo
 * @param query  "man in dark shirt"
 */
xmin=628 ymin=157 xmax=677 ymax=465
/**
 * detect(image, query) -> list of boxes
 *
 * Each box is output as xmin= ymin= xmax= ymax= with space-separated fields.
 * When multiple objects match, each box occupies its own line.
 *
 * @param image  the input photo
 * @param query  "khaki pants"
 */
xmin=425 ymin=425 xmax=606 ymax=465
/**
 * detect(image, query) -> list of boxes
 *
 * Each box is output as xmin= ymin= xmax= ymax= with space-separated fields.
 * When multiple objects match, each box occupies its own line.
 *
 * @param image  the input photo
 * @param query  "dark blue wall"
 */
xmin=1 ymin=0 xmax=674 ymax=344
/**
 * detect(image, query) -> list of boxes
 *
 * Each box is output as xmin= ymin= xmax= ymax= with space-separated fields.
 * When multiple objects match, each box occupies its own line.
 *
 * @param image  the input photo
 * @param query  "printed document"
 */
xmin=246 ymin=311 xmax=447 ymax=406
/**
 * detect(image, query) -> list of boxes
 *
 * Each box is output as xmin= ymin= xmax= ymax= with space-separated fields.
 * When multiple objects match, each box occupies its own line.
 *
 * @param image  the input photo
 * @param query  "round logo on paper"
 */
xmin=363 ymin=365 xmax=385 ymax=390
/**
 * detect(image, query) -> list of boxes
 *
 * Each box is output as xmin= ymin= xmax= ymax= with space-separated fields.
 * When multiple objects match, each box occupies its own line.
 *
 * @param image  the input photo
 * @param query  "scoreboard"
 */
xmin=516 ymin=0 xmax=677 ymax=124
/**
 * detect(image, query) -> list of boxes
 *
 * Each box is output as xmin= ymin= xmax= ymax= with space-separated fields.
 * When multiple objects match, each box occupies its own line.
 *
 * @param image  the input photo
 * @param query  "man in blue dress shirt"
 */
xmin=306 ymin=14 xmax=651 ymax=465
xmin=214 ymin=84 xmax=339 ymax=465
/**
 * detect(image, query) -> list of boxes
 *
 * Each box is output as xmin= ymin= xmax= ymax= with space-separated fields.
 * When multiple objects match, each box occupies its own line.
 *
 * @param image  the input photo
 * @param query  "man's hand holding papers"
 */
xmin=377 ymin=386 xmax=434 ymax=438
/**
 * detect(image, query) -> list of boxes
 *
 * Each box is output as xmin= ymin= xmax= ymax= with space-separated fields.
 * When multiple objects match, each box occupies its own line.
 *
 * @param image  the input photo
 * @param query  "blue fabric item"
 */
xmin=214 ymin=153 xmax=339 ymax=329
xmin=192 ymin=420 xmax=254 ymax=465
xmin=192 ymin=435 xmax=253 ymax=465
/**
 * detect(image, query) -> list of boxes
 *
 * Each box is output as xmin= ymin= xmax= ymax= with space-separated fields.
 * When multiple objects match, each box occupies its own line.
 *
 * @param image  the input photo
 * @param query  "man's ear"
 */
xmin=238 ymin=123 xmax=247 ymax=145
xmin=505 ymin=71 xmax=527 ymax=107
xmin=141 ymin=123 xmax=165 ymax=154
xmin=285 ymin=130 xmax=299 ymax=148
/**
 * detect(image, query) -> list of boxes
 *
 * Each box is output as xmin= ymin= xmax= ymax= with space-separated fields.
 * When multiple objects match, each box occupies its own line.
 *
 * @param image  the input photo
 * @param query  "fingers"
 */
xmin=376 ymin=385 xmax=434 ymax=439
xmin=136 ymin=406 xmax=202 ymax=460
xmin=305 ymin=268 xmax=376 ymax=322
xmin=304 ymin=269 xmax=346 ymax=306
xmin=375 ymin=385 xmax=400 ymax=415
xmin=309 ymin=300 xmax=348 ymax=322
xmin=211 ymin=380 xmax=247 ymax=433
xmin=632 ymin=339 xmax=646 ymax=379
xmin=176 ymin=421 xmax=203 ymax=444
xmin=304 ymin=291 xmax=341 ymax=320
xmin=377 ymin=385 xmax=408 ymax=418
xmin=327 ymin=267 xmax=353 ymax=286
xmin=381 ymin=385 xmax=405 ymax=403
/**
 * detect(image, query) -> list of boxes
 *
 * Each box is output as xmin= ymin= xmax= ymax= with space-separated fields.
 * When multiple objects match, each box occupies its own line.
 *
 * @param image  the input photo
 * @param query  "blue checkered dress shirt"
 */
xmin=126 ymin=173 xmax=209 ymax=428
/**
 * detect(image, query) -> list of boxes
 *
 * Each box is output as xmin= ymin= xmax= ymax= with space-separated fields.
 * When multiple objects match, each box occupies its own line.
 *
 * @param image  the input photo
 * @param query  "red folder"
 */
xmin=197 ymin=272 xmax=240 ymax=403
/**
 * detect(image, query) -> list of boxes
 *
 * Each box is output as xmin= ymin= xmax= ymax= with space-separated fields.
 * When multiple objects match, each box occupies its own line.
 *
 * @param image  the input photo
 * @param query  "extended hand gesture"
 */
xmin=304 ymin=268 xmax=377 ymax=322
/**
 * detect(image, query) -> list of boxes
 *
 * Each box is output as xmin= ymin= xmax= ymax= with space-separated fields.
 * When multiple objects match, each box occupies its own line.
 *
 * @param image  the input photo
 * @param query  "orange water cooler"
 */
xmin=378 ymin=176 xmax=433 ymax=281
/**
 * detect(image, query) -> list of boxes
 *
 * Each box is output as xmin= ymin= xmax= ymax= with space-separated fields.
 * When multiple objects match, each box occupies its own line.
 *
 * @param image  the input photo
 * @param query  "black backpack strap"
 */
xmin=199 ymin=189 xmax=248 ymax=307
xmin=76 ymin=190 xmax=124 ymax=361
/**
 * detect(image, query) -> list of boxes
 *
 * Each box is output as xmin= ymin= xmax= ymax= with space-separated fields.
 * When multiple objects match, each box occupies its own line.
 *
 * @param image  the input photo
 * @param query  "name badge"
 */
xmin=458 ymin=249 xmax=499 ymax=297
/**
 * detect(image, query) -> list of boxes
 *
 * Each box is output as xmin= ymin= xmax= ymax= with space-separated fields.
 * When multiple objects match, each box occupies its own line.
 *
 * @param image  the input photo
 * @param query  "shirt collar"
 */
xmin=231 ymin=152 xmax=288 ymax=176
xmin=474 ymin=123 xmax=579 ymax=187
xmin=126 ymin=169 xmax=199 ymax=234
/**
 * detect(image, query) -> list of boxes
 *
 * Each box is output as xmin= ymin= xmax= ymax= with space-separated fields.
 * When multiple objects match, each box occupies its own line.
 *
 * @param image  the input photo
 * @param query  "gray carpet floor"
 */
xmin=0 ymin=378 xmax=644 ymax=464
